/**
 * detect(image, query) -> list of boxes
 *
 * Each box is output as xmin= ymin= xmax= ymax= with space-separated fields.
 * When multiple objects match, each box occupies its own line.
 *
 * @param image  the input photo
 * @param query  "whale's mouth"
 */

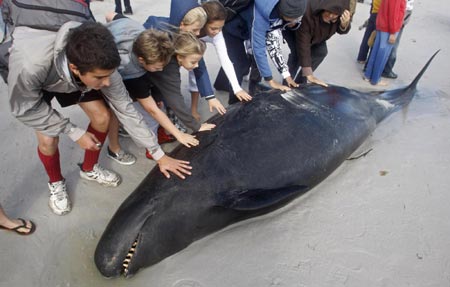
xmin=122 ymin=236 xmax=139 ymax=276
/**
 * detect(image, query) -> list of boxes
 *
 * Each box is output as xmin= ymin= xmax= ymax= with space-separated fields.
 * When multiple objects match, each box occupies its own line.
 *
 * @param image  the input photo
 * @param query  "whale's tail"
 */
xmin=375 ymin=50 xmax=440 ymax=121
xmin=406 ymin=49 xmax=440 ymax=92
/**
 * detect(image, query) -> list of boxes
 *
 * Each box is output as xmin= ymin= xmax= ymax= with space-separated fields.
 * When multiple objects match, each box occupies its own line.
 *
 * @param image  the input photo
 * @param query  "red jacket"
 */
xmin=376 ymin=0 xmax=406 ymax=34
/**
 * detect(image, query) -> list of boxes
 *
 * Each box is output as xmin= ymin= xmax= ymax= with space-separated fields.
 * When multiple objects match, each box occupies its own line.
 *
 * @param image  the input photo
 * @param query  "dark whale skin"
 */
xmin=94 ymin=52 xmax=438 ymax=278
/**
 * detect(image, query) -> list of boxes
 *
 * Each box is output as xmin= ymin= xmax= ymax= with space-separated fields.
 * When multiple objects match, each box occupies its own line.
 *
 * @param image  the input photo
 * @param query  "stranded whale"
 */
xmin=94 ymin=51 xmax=439 ymax=278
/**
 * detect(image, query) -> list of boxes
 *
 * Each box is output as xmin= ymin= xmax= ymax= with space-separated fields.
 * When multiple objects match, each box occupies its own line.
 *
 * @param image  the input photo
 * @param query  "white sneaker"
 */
xmin=48 ymin=180 xmax=71 ymax=215
xmin=107 ymin=147 xmax=136 ymax=165
xmin=79 ymin=164 xmax=121 ymax=187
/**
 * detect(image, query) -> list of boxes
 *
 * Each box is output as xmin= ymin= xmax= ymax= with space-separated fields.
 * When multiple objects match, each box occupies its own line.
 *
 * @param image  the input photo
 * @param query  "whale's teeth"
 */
xmin=122 ymin=237 xmax=139 ymax=276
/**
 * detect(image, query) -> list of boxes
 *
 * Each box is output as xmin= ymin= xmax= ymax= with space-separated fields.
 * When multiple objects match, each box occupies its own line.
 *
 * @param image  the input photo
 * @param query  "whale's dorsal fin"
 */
xmin=216 ymin=185 xmax=308 ymax=210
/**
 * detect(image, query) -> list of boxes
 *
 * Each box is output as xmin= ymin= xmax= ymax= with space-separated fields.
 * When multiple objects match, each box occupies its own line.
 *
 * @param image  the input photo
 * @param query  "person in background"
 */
xmin=381 ymin=0 xmax=414 ymax=79
xmin=115 ymin=0 xmax=132 ymax=15
xmin=363 ymin=0 xmax=406 ymax=86
xmin=285 ymin=0 xmax=351 ymax=87
xmin=189 ymin=0 xmax=252 ymax=121
xmin=214 ymin=0 xmax=307 ymax=104
xmin=356 ymin=0 xmax=382 ymax=64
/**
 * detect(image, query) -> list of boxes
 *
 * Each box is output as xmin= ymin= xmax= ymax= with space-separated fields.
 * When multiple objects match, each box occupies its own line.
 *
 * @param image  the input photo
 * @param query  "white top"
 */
xmin=189 ymin=31 xmax=242 ymax=94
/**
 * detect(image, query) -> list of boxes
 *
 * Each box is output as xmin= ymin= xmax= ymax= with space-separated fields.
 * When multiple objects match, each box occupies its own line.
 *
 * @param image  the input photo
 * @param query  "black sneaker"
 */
xmin=381 ymin=71 xmax=398 ymax=79
xmin=123 ymin=7 xmax=133 ymax=15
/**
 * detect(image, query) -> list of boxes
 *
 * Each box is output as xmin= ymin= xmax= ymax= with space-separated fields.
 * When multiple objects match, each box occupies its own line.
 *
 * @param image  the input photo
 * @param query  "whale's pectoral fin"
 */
xmin=215 ymin=185 xmax=308 ymax=211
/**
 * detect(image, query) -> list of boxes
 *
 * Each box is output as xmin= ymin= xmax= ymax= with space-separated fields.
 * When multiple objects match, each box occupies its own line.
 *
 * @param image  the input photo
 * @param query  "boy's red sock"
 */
xmin=37 ymin=147 xmax=63 ymax=183
xmin=81 ymin=124 xmax=107 ymax=172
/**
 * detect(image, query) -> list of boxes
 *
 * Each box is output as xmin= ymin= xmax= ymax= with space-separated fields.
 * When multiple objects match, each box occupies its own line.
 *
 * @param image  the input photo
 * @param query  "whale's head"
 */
xmin=93 ymin=165 xmax=238 ymax=278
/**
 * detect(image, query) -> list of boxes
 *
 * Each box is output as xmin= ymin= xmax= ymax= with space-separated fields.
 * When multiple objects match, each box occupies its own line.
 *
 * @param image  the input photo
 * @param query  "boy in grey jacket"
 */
xmin=7 ymin=21 xmax=192 ymax=215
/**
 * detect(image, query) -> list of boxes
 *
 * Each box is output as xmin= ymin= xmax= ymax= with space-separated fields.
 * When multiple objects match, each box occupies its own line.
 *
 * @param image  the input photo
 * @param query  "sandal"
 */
xmin=0 ymin=218 xmax=36 ymax=235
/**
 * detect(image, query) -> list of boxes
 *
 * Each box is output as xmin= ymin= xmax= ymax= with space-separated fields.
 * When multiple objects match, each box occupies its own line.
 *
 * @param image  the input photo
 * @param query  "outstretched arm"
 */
xmin=213 ymin=32 xmax=252 ymax=101
xmin=194 ymin=58 xmax=227 ymax=115
xmin=266 ymin=29 xmax=298 ymax=88
xmin=137 ymin=97 xmax=199 ymax=148
xmin=252 ymin=2 xmax=289 ymax=91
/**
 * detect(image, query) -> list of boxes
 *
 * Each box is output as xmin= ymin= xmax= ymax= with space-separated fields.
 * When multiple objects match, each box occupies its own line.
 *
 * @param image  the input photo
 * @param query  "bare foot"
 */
xmin=374 ymin=79 xmax=389 ymax=86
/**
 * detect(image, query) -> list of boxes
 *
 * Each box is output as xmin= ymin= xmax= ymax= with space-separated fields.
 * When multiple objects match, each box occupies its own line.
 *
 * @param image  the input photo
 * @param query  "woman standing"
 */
xmin=363 ymin=0 xmax=406 ymax=86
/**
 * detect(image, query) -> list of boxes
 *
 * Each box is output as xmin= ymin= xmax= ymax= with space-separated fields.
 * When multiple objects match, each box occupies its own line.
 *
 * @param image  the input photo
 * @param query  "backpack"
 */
xmin=1 ymin=0 xmax=95 ymax=39
xmin=0 ymin=0 xmax=95 ymax=83
xmin=218 ymin=0 xmax=253 ymax=22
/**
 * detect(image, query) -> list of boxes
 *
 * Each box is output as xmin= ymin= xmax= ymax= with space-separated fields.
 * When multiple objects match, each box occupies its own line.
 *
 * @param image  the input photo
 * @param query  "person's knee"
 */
xmin=91 ymin=108 xmax=111 ymax=130
xmin=38 ymin=135 xmax=59 ymax=154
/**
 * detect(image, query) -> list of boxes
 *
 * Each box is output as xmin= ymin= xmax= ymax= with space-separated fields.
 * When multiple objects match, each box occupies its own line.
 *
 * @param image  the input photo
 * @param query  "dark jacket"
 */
xmin=296 ymin=0 xmax=351 ymax=68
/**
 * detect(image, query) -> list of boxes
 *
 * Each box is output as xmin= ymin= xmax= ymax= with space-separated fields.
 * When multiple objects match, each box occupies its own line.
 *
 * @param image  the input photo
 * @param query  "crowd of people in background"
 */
xmin=0 ymin=0 xmax=414 ymax=236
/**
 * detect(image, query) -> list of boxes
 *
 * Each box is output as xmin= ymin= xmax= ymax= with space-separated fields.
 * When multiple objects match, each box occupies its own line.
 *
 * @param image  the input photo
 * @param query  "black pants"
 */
xmin=281 ymin=29 xmax=299 ymax=79
xmin=42 ymin=89 xmax=104 ymax=107
xmin=115 ymin=0 xmax=131 ymax=13
xmin=282 ymin=29 xmax=328 ymax=83
xmin=357 ymin=12 xmax=377 ymax=62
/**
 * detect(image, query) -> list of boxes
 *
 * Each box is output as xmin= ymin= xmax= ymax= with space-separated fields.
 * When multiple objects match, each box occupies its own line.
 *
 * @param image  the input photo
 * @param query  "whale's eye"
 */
xmin=122 ymin=237 xmax=138 ymax=275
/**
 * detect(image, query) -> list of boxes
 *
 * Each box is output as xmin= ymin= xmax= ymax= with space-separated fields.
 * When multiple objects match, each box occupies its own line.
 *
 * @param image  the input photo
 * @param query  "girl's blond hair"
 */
xmin=182 ymin=6 xmax=207 ymax=27
xmin=173 ymin=31 xmax=206 ymax=57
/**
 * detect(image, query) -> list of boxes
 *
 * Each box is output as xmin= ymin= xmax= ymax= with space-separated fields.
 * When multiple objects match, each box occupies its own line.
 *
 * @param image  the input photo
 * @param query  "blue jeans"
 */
xmin=364 ymin=31 xmax=396 ymax=85
xmin=383 ymin=26 xmax=404 ymax=74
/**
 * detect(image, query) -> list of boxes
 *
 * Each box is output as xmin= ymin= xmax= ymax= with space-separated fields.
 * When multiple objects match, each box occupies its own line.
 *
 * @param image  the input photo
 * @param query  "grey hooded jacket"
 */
xmin=7 ymin=21 xmax=164 ymax=160
xmin=105 ymin=18 xmax=147 ymax=81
